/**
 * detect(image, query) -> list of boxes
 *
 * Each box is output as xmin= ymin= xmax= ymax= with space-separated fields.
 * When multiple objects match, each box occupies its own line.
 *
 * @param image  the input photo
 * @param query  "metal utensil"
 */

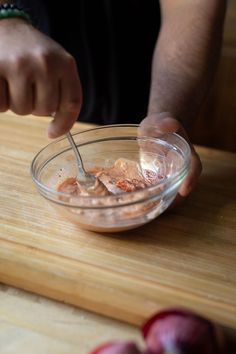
xmin=66 ymin=131 xmax=96 ymax=188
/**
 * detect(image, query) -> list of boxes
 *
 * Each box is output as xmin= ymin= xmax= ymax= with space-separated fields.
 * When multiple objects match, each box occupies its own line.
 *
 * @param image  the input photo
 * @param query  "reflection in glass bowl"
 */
xmin=31 ymin=125 xmax=190 ymax=232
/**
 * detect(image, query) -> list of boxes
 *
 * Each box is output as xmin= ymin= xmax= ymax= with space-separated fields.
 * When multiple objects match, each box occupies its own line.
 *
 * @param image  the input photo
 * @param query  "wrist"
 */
xmin=146 ymin=109 xmax=194 ymax=133
xmin=0 ymin=15 xmax=31 ymax=29
xmin=147 ymin=110 xmax=182 ymax=125
xmin=0 ymin=3 xmax=31 ymax=24
xmin=147 ymin=100 xmax=196 ymax=131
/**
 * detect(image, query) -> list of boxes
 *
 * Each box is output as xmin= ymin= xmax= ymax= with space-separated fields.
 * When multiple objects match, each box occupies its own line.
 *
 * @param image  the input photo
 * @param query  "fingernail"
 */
xmin=47 ymin=122 xmax=60 ymax=139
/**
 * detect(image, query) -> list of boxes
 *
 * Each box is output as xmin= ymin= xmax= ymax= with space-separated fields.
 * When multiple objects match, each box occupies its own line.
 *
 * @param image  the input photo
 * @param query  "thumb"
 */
xmin=139 ymin=112 xmax=181 ymax=137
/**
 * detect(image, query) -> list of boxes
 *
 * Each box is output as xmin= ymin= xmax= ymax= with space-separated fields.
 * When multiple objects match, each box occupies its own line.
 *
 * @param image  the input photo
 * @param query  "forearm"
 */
xmin=148 ymin=0 xmax=226 ymax=128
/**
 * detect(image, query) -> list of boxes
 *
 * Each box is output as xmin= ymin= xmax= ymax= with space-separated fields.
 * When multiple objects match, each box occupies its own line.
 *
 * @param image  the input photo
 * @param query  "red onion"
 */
xmin=89 ymin=341 xmax=143 ymax=354
xmin=142 ymin=308 xmax=224 ymax=354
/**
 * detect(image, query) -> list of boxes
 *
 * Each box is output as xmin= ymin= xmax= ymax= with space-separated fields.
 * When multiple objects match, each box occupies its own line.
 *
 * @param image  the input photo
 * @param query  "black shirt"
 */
xmin=22 ymin=1 xmax=161 ymax=124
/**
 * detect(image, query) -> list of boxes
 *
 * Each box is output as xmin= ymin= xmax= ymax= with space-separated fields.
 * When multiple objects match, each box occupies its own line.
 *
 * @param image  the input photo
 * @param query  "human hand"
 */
xmin=0 ymin=18 xmax=82 ymax=138
xmin=139 ymin=113 xmax=202 ymax=206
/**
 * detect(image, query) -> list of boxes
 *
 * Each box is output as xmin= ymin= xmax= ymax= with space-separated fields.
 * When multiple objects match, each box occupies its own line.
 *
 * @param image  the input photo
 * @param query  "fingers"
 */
xmin=0 ymin=21 xmax=82 ymax=137
xmin=1 ymin=59 xmax=81 ymax=138
xmin=178 ymin=147 xmax=202 ymax=197
xmin=170 ymin=150 xmax=202 ymax=208
xmin=139 ymin=113 xmax=202 ymax=205
xmin=1 ymin=71 xmax=59 ymax=116
xmin=139 ymin=112 xmax=180 ymax=137
xmin=47 ymin=57 xmax=82 ymax=138
xmin=2 ymin=53 xmax=82 ymax=138
xmin=0 ymin=77 xmax=9 ymax=112
xmin=33 ymin=78 xmax=60 ymax=116
xmin=8 ymin=76 xmax=34 ymax=115
xmin=0 ymin=27 xmax=82 ymax=137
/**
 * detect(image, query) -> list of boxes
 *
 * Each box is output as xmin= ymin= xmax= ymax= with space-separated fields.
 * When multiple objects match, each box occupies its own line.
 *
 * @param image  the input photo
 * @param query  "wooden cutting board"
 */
xmin=0 ymin=112 xmax=236 ymax=330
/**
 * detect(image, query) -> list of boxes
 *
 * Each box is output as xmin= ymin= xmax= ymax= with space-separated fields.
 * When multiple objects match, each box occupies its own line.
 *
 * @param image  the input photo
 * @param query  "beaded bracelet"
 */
xmin=0 ymin=3 xmax=31 ymax=23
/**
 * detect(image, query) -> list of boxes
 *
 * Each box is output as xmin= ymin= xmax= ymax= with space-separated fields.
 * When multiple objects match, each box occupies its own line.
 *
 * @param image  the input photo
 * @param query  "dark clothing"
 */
xmin=21 ymin=1 xmax=161 ymax=124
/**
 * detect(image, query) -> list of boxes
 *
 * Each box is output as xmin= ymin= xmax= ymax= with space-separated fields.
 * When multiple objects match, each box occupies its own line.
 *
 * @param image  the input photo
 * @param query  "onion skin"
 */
xmin=141 ymin=308 xmax=224 ymax=354
xmin=89 ymin=341 xmax=143 ymax=354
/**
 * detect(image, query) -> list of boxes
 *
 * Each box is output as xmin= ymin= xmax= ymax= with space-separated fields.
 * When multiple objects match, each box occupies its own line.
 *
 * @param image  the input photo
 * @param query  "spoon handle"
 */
xmin=66 ymin=131 xmax=86 ymax=177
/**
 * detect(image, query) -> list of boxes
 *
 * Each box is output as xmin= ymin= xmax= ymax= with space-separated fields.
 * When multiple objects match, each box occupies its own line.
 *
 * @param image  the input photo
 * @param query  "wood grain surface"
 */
xmin=0 ymin=112 xmax=236 ymax=332
xmin=0 ymin=284 xmax=141 ymax=354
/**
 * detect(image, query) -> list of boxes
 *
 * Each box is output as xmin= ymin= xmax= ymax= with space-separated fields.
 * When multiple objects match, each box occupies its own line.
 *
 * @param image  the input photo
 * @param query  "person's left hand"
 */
xmin=139 ymin=113 xmax=202 ymax=207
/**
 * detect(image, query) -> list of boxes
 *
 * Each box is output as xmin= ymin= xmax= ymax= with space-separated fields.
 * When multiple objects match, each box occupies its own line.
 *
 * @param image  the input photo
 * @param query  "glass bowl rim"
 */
xmin=30 ymin=124 xmax=191 ymax=207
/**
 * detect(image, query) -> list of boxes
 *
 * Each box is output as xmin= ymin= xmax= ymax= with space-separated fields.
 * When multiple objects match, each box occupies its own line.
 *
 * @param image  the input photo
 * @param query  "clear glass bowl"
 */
xmin=31 ymin=125 xmax=190 ymax=232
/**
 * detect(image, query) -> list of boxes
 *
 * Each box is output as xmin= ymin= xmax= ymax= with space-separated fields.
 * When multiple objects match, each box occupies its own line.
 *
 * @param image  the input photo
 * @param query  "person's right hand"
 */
xmin=0 ymin=18 xmax=82 ymax=138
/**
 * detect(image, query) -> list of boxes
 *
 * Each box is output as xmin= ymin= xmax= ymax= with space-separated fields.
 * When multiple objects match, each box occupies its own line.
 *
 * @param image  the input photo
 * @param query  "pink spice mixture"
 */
xmin=57 ymin=158 xmax=163 ymax=196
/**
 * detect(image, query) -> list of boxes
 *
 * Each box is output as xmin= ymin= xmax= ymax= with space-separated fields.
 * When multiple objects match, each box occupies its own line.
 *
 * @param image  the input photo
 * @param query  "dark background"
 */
xmin=190 ymin=0 xmax=236 ymax=152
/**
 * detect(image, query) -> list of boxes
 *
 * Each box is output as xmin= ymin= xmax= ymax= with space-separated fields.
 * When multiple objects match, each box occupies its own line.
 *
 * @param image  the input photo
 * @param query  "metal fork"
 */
xmin=66 ymin=131 xmax=96 ymax=188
